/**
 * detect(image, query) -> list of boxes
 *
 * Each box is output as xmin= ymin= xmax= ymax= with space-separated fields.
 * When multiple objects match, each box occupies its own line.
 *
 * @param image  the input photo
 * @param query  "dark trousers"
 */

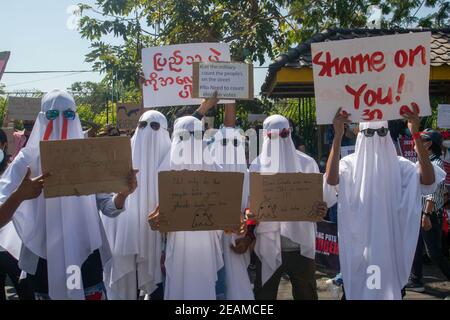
xmin=411 ymin=214 xmax=450 ymax=282
xmin=254 ymin=250 xmax=318 ymax=300
xmin=27 ymin=249 xmax=103 ymax=298
xmin=0 ymin=251 xmax=34 ymax=300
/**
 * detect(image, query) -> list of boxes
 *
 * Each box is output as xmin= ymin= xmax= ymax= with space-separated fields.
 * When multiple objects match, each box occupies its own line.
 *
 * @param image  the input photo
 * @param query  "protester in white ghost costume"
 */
xmin=0 ymin=90 xmax=135 ymax=300
xmin=250 ymin=115 xmax=325 ymax=300
xmin=102 ymin=110 xmax=170 ymax=299
xmin=209 ymin=126 xmax=254 ymax=300
xmin=324 ymin=119 xmax=446 ymax=300
xmin=157 ymin=116 xmax=224 ymax=300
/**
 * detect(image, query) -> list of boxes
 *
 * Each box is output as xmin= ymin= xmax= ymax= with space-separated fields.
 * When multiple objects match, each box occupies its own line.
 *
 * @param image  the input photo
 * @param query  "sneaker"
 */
xmin=405 ymin=280 xmax=425 ymax=293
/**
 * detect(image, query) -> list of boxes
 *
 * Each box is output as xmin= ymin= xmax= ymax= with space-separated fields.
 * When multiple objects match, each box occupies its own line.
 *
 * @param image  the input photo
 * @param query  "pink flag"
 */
xmin=0 ymin=51 xmax=10 ymax=81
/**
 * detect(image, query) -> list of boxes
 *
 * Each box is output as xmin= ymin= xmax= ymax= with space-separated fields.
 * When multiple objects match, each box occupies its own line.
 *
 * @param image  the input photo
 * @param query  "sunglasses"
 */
xmin=138 ymin=121 xmax=163 ymax=131
xmin=178 ymin=130 xmax=204 ymax=141
xmin=45 ymin=109 xmax=76 ymax=121
xmin=220 ymin=138 xmax=242 ymax=147
xmin=360 ymin=127 xmax=389 ymax=137
xmin=266 ymin=128 xmax=291 ymax=139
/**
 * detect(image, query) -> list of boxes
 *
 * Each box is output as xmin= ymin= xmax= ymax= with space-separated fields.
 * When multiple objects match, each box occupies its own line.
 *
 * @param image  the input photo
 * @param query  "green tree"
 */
xmin=76 ymin=0 xmax=448 ymax=129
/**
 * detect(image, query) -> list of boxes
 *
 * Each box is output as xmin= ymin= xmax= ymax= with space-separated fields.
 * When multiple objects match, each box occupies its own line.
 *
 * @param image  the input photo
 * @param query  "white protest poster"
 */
xmin=438 ymin=104 xmax=450 ymax=129
xmin=311 ymin=32 xmax=431 ymax=124
xmin=142 ymin=43 xmax=231 ymax=108
xmin=192 ymin=62 xmax=253 ymax=100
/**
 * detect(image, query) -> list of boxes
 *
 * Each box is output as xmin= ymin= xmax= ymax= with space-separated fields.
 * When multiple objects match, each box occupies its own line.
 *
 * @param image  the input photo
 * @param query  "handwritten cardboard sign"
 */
xmin=116 ymin=103 xmax=142 ymax=130
xmin=142 ymin=43 xmax=231 ymax=108
xmin=158 ymin=170 xmax=244 ymax=232
xmin=40 ymin=136 xmax=132 ymax=198
xmin=192 ymin=62 xmax=253 ymax=100
xmin=438 ymin=104 xmax=450 ymax=129
xmin=7 ymin=97 xmax=41 ymax=121
xmin=250 ymin=172 xmax=323 ymax=222
xmin=311 ymin=32 xmax=431 ymax=124
xmin=0 ymin=51 xmax=10 ymax=81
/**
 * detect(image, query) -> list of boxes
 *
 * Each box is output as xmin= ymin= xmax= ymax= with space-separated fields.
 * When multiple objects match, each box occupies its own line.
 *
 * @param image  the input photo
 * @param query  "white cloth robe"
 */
xmin=159 ymin=116 xmax=224 ymax=300
xmin=323 ymin=121 xmax=446 ymax=300
xmin=250 ymin=115 xmax=318 ymax=286
xmin=208 ymin=127 xmax=254 ymax=300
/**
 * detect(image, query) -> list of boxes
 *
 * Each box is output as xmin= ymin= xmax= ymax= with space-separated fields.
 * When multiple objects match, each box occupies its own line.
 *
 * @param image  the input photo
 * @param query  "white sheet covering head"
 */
xmin=250 ymin=114 xmax=319 ymax=286
xmin=209 ymin=127 xmax=254 ymax=300
xmin=0 ymin=89 xmax=107 ymax=300
xmin=209 ymin=127 xmax=247 ymax=172
xmin=102 ymin=110 xmax=171 ymax=299
xmin=324 ymin=120 xmax=446 ymax=299
xmin=158 ymin=116 xmax=224 ymax=300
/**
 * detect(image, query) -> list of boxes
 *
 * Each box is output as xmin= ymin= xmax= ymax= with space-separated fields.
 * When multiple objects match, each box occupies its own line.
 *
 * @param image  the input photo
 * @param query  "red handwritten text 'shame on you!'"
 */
xmin=310 ymin=32 xmax=431 ymax=124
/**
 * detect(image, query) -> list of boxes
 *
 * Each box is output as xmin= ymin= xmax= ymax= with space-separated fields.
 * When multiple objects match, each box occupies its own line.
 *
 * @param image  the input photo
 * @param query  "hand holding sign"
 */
xmin=148 ymin=205 xmax=160 ymax=231
xmin=402 ymin=106 xmax=421 ymax=136
xmin=16 ymin=167 xmax=51 ymax=201
xmin=312 ymin=201 xmax=328 ymax=219
xmin=333 ymin=107 xmax=352 ymax=138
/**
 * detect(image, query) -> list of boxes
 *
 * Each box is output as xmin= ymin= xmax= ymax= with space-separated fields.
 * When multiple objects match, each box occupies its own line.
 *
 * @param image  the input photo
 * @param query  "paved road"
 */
xmin=4 ymin=264 xmax=449 ymax=300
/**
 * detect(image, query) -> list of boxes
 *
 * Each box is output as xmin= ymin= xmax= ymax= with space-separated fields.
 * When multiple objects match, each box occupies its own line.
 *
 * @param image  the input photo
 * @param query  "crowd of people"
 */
xmin=0 ymin=89 xmax=449 ymax=300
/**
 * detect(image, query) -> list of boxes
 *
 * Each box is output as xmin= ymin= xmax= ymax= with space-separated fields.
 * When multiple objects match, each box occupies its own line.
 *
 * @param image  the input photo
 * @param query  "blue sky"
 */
xmin=0 ymin=1 xmax=436 ymax=96
xmin=0 ymin=0 xmax=102 ymax=92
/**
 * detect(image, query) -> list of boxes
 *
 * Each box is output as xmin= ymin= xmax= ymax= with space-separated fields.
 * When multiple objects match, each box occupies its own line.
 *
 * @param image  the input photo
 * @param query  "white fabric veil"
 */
xmin=324 ymin=120 xmax=446 ymax=299
xmin=208 ymin=127 xmax=254 ymax=299
xmin=249 ymin=115 xmax=318 ymax=286
xmin=102 ymin=110 xmax=171 ymax=299
xmin=158 ymin=116 xmax=224 ymax=300
xmin=0 ymin=90 xmax=108 ymax=300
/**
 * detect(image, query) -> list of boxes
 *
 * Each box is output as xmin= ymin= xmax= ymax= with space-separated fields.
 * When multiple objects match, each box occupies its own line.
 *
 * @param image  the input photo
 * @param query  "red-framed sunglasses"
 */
xmin=266 ymin=128 xmax=291 ymax=139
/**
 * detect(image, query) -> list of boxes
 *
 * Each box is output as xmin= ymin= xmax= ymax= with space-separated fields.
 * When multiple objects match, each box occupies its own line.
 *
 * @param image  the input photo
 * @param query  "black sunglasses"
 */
xmin=361 ymin=127 xmax=389 ymax=137
xmin=221 ymin=138 xmax=241 ymax=147
xmin=179 ymin=130 xmax=204 ymax=141
xmin=138 ymin=121 xmax=162 ymax=131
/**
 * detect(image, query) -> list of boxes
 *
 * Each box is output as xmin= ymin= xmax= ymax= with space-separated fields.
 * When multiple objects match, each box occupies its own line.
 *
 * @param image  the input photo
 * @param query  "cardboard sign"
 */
xmin=438 ymin=104 xmax=450 ymax=129
xmin=249 ymin=172 xmax=323 ymax=222
xmin=7 ymin=97 xmax=41 ymax=121
xmin=142 ymin=43 xmax=231 ymax=108
xmin=116 ymin=103 xmax=142 ymax=130
xmin=192 ymin=62 xmax=253 ymax=100
xmin=0 ymin=51 xmax=10 ymax=81
xmin=311 ymin=32 xmax=431 ymax=124
xmin=397 ymin=136 xmax=417 ymax=162
xmin=158 ymin=170 xmax=244 ymax=232
xmin=40 ymin=137 xmax=132 ymax=198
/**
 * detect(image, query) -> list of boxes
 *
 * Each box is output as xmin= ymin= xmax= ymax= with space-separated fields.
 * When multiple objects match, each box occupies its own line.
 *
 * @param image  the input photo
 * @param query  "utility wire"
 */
xmin=4 ymin=70 xmax=97 ymax=74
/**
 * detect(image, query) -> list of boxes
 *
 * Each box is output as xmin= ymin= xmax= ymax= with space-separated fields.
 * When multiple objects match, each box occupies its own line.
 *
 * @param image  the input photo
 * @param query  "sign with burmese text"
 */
xmin=142 ymin=43 xmax=231 ymax=108
xmin=192 ymin=62 xmax=254 ymax=100
xmin=311 ymin=32 xmax=431 ymax=124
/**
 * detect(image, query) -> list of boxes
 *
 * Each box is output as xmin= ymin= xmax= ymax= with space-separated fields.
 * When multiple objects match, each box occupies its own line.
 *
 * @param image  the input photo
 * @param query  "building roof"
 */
xmin=261 ymin=28 xmax=450 ymax=95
